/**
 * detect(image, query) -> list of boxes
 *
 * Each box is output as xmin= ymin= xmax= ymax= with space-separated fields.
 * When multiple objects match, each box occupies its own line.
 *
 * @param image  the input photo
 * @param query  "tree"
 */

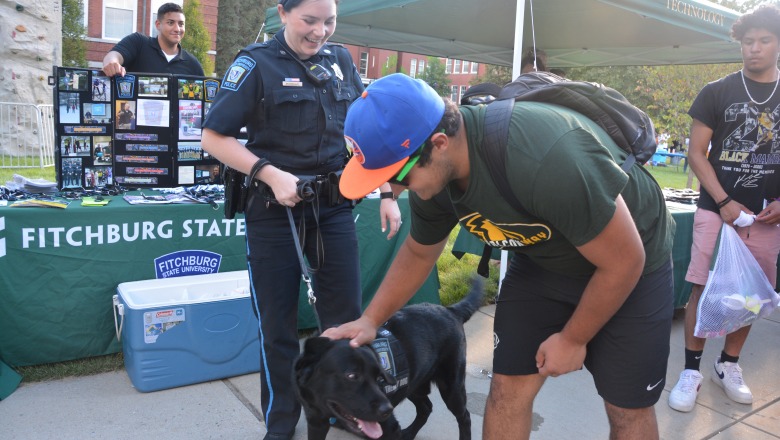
xmin=215 ymin=0 xmax=270 ymax=77
xmin=635 ymin=63 xmax=740 ymax=143
xmin=418 ymin=57 xmax=451 ymax=96
xmin=182 ymin=0 xmax=215 ymax=75
xmin=62 ymin=0 xmax=86 ymax=67
xmin=472 ymin=65 xmax=512 ymax=87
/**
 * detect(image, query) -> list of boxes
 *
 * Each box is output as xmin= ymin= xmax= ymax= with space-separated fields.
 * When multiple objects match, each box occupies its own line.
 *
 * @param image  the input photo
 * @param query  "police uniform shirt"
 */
xmin=202 ymin=32 xmax=364 ymax=175
xmin=111 ymin=32 xmax=205 ymax=76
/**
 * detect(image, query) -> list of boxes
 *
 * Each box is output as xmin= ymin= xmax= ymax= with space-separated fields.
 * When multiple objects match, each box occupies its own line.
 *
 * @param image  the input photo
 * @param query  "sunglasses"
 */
xmin=388 ymin=146 xmax=423 ymax=186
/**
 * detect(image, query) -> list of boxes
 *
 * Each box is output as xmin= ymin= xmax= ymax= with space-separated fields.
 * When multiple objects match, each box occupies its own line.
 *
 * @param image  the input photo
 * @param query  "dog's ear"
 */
xmin=294 ymin=337 xmax=334 ymax=386
xmin=378 ymin=366 xmax=396 ymax=386
xmin=303 ymin=336 xmax=334 ymax=358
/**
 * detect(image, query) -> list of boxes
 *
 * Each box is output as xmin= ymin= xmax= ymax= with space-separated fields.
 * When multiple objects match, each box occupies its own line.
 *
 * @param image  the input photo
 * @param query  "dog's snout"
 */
xmin=376 ymin=401 xmax=394 ymax=420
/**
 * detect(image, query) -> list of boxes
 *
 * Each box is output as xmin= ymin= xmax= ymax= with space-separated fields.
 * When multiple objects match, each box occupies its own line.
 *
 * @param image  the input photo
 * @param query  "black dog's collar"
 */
xmin=371 ymin=327 xmax=409 ymax=396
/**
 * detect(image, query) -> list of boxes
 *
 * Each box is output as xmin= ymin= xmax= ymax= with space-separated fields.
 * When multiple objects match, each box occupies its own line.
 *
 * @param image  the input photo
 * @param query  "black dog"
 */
xmin=293 ymin=277 xmax=484 ymax=440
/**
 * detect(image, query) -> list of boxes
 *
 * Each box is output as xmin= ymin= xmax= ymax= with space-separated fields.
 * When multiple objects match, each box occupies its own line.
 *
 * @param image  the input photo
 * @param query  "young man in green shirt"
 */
xmin=325 ymin=73 xmax=675 ymax=439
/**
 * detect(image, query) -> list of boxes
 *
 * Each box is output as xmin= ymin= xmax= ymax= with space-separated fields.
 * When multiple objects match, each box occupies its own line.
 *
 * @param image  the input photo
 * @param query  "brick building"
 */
xmin=81 ymin=1 xmax=488 ymax=102
xmin=342 ymin=46 xmax=489 ymax=103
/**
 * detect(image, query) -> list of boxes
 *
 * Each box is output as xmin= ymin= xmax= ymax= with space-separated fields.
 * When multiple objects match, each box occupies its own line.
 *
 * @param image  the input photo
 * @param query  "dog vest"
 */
xmin=371 ymin=327 xmax=410 ymax=397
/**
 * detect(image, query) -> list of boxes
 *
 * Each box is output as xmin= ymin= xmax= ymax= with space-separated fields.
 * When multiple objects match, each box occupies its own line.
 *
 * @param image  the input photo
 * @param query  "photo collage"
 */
xmin=56 ymin=68 xmax=114 ymax=188
xmin=54 ymin=67 xmax=223 ymax=189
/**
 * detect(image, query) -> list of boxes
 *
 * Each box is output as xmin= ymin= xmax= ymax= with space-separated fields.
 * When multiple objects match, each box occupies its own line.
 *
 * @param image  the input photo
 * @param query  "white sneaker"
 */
xmin=668 ymin=369 xmax=703 ymax=412
xmin=712 ymin=358 xmax=753 ymax=404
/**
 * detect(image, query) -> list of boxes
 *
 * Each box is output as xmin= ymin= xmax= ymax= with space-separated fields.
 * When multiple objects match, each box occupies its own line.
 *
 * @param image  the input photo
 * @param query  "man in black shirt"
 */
xmin=102 ymin=2 xmax=204 ymax=77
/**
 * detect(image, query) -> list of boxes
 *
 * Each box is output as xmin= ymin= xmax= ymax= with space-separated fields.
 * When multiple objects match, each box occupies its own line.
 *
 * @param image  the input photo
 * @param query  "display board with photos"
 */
xmin=54 ymin=67 xmax=115 ymax=189
xmin=53 ymin=67 xmax=223 ymax=189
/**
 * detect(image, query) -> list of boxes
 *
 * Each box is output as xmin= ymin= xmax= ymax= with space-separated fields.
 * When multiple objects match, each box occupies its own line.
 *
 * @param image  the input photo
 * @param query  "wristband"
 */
xmin=244 ymin=158 xmax=271 ymax=187
xmin=717 ymin=195 xmax=732 ymax=209
xmin=379 ymin=191 xmax=396 ymax=200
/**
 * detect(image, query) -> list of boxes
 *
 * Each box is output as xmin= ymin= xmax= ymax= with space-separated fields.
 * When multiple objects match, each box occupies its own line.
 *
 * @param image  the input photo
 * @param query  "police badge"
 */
xmin=116 ymin=74 xmax=136 ymax=99
xmin=205 ymin=79 xmax=220 ymax=102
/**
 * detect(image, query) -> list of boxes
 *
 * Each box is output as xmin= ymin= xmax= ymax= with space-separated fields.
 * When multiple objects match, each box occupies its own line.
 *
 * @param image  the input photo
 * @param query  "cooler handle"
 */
xmin=112 ymin=294 xmax=124 ymax=341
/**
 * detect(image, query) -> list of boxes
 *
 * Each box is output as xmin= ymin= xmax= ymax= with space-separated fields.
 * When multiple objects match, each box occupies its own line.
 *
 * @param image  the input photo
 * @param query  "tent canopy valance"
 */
xmin=264 ymin=0 xmax=742 ymax=68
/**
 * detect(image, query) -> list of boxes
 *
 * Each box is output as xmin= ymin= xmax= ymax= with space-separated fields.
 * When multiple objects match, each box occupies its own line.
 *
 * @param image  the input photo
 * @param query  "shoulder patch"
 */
xmin=222 ymin=56 xmax=256 ymax=91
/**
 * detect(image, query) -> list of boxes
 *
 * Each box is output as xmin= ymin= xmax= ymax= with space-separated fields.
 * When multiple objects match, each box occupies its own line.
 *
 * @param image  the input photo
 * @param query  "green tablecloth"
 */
xmin=453 ymin=206 xmax=696 ymax=308
xmin=0 ymin=194 xmax=438 ymax=367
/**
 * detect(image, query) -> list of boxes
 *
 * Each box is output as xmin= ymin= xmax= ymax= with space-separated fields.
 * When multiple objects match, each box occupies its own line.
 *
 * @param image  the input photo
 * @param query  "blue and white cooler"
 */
xmin=113 ymin=270 xmax=260 ymax=392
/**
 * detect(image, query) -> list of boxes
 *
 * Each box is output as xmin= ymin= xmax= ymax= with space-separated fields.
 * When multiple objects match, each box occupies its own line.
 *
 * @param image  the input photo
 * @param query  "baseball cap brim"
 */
xmin=340 ymin=154 xmax=410 ymax=200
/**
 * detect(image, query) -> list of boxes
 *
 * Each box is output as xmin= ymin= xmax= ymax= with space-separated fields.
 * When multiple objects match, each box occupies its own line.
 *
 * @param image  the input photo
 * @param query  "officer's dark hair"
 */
xmin=279 ymin=0 xmax=339 ymax=12
xmin=417 ymin=98 xmax=459 ymax=168
xmin=732 ymin=4 xmax=780 ymax=41
xmin=158 ymin=2 xmax=183 ymax=19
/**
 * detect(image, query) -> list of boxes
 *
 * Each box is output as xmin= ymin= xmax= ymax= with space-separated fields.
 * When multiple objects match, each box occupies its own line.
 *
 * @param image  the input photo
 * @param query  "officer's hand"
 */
xmin=102 ymin=61 xmax=126 ymax=78
xmin=535 ymin=332 xmax=586 ymax=377
xmin=380 ymin=198 xmax=402 ymax=239
xmin=266 ymin=169 xmax=301 ymax=207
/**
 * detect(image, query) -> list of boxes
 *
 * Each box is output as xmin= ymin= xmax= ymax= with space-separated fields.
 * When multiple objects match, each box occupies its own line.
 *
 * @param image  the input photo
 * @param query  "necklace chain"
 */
xmin=741 ymin=69 xmax=780 ymax=106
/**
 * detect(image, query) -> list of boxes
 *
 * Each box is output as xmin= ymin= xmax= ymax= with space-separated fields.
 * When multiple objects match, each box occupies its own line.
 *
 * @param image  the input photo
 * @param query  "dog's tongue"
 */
xmin=358 ymin=419 xmax=383 ymax=439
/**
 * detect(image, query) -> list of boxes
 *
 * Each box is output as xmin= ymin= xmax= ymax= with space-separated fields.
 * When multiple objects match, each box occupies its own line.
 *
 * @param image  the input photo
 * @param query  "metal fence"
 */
xmin=0 ymin=102 xmax=55 ymax=169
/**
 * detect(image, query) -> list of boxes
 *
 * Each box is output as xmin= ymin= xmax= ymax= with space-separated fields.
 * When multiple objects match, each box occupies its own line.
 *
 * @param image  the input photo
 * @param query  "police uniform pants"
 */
xmin=244 ymin=195 xmax=362 ymax=437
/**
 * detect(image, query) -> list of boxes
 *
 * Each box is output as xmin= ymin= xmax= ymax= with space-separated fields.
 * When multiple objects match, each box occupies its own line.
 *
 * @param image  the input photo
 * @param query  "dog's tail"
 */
xmin=447 ymin=276 xmax=485 ymax=324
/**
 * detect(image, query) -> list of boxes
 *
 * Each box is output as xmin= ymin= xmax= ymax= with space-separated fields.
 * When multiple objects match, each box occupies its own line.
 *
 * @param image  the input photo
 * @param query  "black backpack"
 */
xmin=473 ymin=71 xmax=658 ymax=277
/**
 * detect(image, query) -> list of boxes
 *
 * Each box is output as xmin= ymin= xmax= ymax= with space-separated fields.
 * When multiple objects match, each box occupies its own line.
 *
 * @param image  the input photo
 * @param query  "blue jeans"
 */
xmin=244 ymin=193 xmax=362 ymax=436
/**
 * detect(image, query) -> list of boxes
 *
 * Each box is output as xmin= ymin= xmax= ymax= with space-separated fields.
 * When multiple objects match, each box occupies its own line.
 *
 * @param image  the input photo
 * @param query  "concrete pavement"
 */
xmin=1 ymin=305 xmax=779 ymax=439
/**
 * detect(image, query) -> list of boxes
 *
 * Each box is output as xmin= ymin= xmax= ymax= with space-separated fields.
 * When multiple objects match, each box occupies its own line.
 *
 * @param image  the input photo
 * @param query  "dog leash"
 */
xmin=286 ymin=206 xmax=323 ymax=333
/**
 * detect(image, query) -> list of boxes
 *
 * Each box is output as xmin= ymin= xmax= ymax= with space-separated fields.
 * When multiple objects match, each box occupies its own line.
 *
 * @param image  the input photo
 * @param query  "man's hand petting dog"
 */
xmin=321 ymin=316 xmax=377 ymax=347
xmin=293 ymin=277 xmax=485 ymax=440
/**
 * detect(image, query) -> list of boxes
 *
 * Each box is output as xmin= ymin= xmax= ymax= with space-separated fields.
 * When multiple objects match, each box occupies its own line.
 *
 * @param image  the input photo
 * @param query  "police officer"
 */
xmin=201 ymin=1 xmax=400 ymax=438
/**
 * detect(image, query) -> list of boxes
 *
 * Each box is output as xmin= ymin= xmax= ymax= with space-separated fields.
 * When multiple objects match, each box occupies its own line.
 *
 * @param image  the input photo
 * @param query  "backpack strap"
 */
xmin=474 ymin=98 xmax=528 ymax=278
xmin=482 ymin=98 xmax=529 ymax=215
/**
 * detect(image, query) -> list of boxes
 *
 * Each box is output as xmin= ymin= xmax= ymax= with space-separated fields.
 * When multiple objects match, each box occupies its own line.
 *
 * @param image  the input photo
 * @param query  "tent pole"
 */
xmin=512 ymin=0 xmax=526 ymax=79
xmin=497 ymin=0 xmax=527 ymax=293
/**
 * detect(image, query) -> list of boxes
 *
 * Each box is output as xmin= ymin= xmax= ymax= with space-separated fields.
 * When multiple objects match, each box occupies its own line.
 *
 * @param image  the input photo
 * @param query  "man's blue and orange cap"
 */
xmin=339 ymin=73 xmax=445 ymax=199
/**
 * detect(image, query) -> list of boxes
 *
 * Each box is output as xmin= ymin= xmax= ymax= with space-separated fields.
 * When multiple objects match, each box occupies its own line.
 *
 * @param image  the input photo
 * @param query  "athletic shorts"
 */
xmin=685 ymin=208 xmax=780 ymax=288
xmin=493 ymin=254 xmax=674 ymax=409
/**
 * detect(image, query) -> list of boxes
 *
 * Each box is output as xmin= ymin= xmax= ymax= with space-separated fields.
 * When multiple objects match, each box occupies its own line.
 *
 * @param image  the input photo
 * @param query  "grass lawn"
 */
xmin=645 ymin=162 xmax=699 ymax=190
xmin=0 ymin=165 xmax=56 ymax=186
xmin=5 ymin=160 xmax=695 ymax=382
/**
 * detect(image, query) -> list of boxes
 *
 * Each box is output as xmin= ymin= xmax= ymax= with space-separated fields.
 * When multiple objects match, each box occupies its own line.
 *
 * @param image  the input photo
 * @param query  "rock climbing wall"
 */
xmin=0 ymin=0 xmax=60 ymax=157
xmin=0 ymin=0 xmax=61 ymax=105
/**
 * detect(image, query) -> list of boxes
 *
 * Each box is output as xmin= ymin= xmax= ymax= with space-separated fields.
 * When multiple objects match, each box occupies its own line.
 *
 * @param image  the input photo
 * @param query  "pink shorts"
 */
xmin=685 ymin=208 xmax=780 ymax=288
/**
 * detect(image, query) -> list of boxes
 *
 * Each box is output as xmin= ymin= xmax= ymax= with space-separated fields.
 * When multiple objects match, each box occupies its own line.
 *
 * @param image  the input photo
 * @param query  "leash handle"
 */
xmin=286 ymin=206 xmax=323 ymax=332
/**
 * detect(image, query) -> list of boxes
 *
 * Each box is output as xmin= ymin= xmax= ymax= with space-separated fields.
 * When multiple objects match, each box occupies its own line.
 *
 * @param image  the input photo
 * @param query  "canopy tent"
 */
xmin=265 ymin=0 xmax=743 ymax=69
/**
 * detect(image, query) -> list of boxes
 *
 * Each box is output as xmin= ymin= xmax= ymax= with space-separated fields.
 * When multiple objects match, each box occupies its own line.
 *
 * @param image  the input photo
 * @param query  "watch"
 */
xmin=379 ymin=191 xmax=396 ymax=200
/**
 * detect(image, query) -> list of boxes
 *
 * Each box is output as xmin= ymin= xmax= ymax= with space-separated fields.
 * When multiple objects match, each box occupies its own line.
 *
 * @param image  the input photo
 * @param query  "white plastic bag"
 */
xmin=694 ymin=223 xmax=780 ymax=338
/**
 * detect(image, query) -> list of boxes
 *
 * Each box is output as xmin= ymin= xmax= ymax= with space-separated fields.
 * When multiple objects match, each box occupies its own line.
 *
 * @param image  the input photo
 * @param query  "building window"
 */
xmin=471 ymin=62 xmax=479 ymax=74
xmin=410 ymin=59 xmax=417 ymax=78
xmin=450 ymin=85 xmax=458 ymax=101
xmin=460 ymin=85 xmax=468 ymax=101
xmin=82 ymin=0 xmax=89 ymax=29
xmin=359 ymin=52 xmax=369 ymax=78
xmin=150 ymin=0 xmax=183 ymax=36
xmin=417 ymin=59 xmax=425 ymax=76
xmin=151 ymin=13 xmax=158 ymax=37
xmin=462 ymin=61 xmax=470 ymax=74
xmin=103 ymin=0 xmax=136 ymax=40
xmin=453 ymin=59 xmax=461 ymax=74
xmin=445 ymin=59 xmax=452 ymax=74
